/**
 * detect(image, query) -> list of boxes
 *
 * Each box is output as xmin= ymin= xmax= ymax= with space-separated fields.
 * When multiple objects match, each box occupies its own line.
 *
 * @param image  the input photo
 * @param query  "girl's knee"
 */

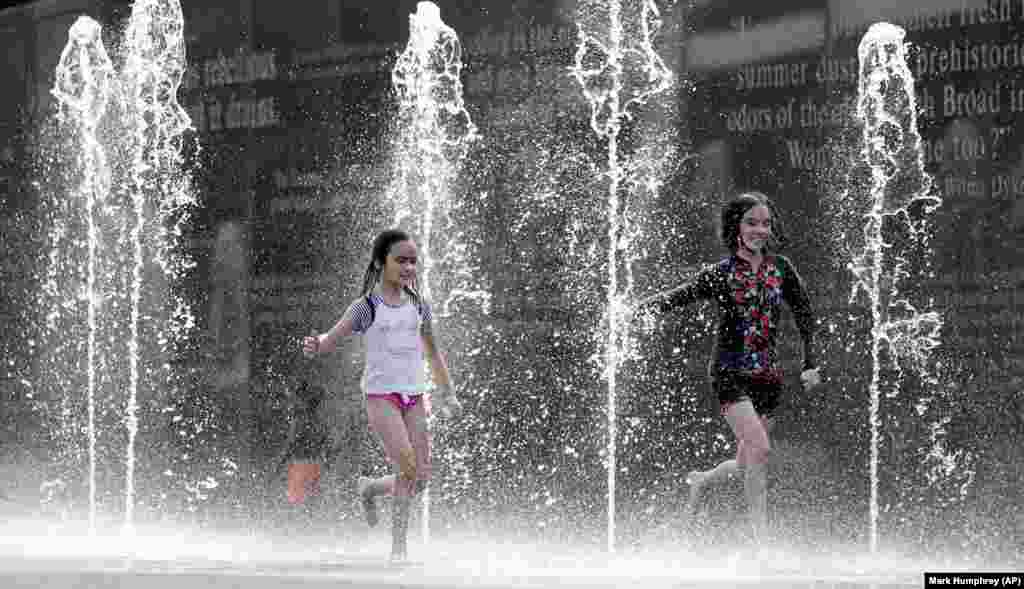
xmin=733 ymin=422 xmax=770 ymax=465
xmin=398 ymin=447 xmax=417 ymax=482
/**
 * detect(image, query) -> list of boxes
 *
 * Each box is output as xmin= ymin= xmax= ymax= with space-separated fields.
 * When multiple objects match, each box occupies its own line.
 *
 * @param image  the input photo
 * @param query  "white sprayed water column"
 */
xmin=119 ymin=0 xmax=192 ymax=529
xmin=849 ymin=23 xmax=942 ymax=554
xmin=571 ymin=0 xmax=672 ymax=552
xmin=48 ymin=0 xmax=194 ymax=530
xmin=51 ymin=16 xmax=116 ymax=534
xmin=389 ymin=1 xmax=477 ymax=545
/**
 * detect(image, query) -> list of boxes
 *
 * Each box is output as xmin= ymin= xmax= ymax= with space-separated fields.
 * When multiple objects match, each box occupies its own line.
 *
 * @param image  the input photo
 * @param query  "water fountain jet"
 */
xmin=847 ymin=22 xmax=943 ymax=554
xmin=570 ymin=0 xmax=673 ymax=552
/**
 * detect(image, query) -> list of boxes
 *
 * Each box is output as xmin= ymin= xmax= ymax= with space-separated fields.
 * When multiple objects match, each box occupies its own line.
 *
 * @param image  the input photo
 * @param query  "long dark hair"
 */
xmin=720 ymin=191 xmax=787 ymax=253
xmin=360 ymin=229 xmax=423 ymax=305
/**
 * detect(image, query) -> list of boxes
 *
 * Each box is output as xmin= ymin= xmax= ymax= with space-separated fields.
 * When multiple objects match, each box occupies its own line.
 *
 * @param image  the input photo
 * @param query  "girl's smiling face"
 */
xmin=381 ymin=239 xmax=418 ymax=289
xmin=739 ymin=204 xmax=772 ymax=253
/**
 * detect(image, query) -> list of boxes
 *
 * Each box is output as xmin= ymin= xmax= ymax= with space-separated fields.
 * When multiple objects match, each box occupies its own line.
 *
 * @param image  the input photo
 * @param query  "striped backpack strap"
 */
xmin=366 ymin=293 xmax=376 ymax=327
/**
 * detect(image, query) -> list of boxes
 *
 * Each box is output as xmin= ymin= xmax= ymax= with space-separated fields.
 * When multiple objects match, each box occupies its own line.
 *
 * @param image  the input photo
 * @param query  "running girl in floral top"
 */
xmin=640 ymin=191 xmax=822 ymax=544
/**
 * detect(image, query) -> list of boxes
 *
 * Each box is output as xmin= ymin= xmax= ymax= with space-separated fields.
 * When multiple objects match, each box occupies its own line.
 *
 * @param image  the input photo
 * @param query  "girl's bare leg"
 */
xmin=357 ymin=475 xmax=393 ymax=527
xmin=685 ymin=458 xmax=739 ymax=514
xmin=686 ymin=412 xmax=773 ymax=514
xmin=366 ymin=398 xmax=417 ymax=559
xmin=724 ymin=400 xmax=772 ymax=543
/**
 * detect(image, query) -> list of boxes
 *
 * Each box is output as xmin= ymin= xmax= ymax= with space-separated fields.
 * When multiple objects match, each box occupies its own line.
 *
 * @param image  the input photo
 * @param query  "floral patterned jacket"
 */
xmin=654 ymin=254 xmax=817 ymax=383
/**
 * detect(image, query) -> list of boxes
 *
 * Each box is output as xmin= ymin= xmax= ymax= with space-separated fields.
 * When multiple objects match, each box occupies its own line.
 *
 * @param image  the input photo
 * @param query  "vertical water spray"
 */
xmin=388 ymin=1 xmax=479 ymax=545
xmin=848 ymin=23 xmax=943 ymax=554
xmin=42 ymin=0 xmax=194 ymax=528
xmin=571 ymin=0 xmax=672 ymax=552
xmin=50 ymin=16 xmax=116 ymax=532
xmin=119 ymin=0 xmax=191 ymax=528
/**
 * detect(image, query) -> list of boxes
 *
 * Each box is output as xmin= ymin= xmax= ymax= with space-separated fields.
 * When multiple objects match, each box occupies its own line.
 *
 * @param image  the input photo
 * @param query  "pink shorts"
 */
xmin=368 ymin=392 xmax=426 ymax=412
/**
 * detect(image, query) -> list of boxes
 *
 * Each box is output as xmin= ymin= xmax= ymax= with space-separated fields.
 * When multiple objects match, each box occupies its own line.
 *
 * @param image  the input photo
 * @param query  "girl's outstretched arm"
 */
xmin=779 ymin=257 xmax=817 ymax=371
xmin=779 ymin=256 xmax=823 ymax=389
xmin=421 ymin=312 xmax=461 ymax=417
xmin=303 ymin=299 xmax=368 ymax=357
xmin=638 ymin=264 xmax=720 ymax=313
xmin=421 ymin=317 xmax=451 ymax=388
xmin=319 ymin=314 xmax=356 ymax=354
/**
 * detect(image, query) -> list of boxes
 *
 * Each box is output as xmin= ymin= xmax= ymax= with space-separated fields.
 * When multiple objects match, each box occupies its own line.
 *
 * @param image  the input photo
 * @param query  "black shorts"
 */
xmin=712 ymin=369 xmax=783 ymax=418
